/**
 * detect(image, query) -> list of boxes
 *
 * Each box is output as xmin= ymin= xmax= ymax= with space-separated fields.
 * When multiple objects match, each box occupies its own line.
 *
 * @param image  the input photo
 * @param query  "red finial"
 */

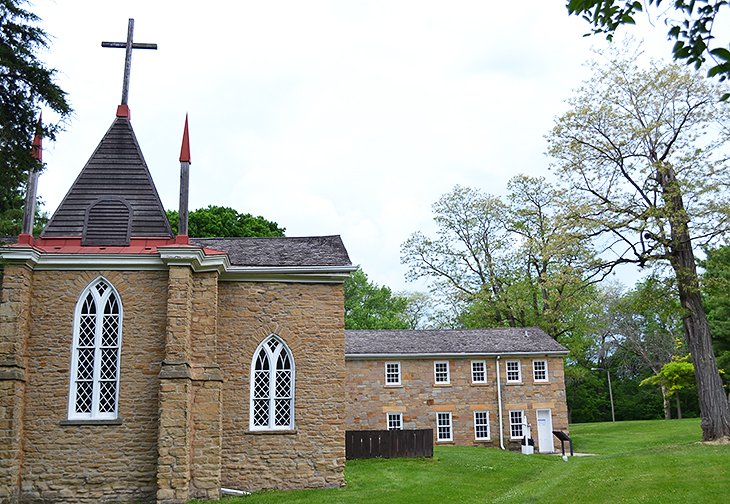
xmin=179 ymin=114 xmax=191 ymax=163
xmin=31 ymin=113 xmax=42 ymax=162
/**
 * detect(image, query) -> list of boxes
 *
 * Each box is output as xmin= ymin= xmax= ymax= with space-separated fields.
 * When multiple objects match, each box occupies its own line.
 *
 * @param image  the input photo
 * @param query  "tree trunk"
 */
xmin=676 ymin=394 xmax=682 ymax=420
xmin=661 ymin=385 xmax=672 ymax=420
xmin=659 ymin=162 xmax=730 ymax=441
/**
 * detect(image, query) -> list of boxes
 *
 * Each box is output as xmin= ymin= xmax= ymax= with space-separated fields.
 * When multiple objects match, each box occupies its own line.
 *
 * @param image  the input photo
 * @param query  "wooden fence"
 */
xmin=345 ymin=429 xmax=433 ymax=459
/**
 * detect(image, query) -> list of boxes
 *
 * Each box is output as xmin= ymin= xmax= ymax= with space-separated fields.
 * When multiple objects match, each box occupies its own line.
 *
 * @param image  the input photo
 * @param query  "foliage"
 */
xmin=0 ymin=0 xmax=71 ymax=234
xmin=547 ymin=46 xmax=730 ymax=439
xmin=567 ymin=0 xmax=730 ymax=95
xmin=344 ymin=268 xmax=413 ymax=330
xmin=166 ymin=206 xmax=284 ymax=238
xmin=193 ymin=419 xmax=728 ymax=504
xmin=701 ymin=244 xmax=730 ymax=354
xmin=641 ymin=354 xmax=697 ymax=396
xmin=401 ymin=178 xmax=602 ymax=347
xmin=609 ymin=276 xmax=684 ymax=373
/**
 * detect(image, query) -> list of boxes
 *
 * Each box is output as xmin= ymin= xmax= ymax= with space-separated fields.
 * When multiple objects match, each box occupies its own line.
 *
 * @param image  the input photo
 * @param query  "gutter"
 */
xmin=346 ymin=351 xmax=568 ymax=359
xmin=496 ymin=355 xmax=505 ymax=450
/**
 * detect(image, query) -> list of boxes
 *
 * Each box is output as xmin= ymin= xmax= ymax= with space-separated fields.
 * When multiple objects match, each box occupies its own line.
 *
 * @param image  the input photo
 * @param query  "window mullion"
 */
xmin=268 ymin=348 xmax=278 ymax=428
xmin=91 ymin=295 xmax=103 ymax=417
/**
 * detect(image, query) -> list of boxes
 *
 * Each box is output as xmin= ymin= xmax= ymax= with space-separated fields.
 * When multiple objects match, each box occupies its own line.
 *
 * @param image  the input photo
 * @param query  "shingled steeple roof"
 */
xmin=41 ymin=115 xmax=173 ymax=245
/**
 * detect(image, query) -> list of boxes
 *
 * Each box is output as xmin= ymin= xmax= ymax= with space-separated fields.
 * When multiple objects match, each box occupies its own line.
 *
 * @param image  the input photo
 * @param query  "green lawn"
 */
xmin=198 ymin=418 xmax=729 ymax=504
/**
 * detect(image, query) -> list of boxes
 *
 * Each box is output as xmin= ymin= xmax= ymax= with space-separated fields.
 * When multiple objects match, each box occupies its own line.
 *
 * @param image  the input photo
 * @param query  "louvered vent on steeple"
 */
xmin=82 ymin=198 xmax=132 ymax=246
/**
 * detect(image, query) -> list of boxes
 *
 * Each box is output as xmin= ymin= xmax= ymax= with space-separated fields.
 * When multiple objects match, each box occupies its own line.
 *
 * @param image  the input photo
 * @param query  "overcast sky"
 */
xmin=32 ymin=0 xmax=681 ymax=292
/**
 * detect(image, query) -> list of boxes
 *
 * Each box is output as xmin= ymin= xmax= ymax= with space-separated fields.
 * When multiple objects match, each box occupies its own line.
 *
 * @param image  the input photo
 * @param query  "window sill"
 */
xmin=506 ymin=381 xmax=522 ymax=385
xmin=534 ymin=380 xmax=550 ymax=384
xmin=471 ymin=382 xmax=489 ymax=386
xmin=246 ymin=429 xmax=297 ymax=435
xmin=384 ymin=384 xmax=403 ymax=388
xmin=475 ymin=438 xmax=492 ymax=442
xmin=60 ymin=418 xmax=123 ymax=426
xmin=436 ymin=440 xmax=454 ymax=444
xmin=434 ymin=383 xmax=451 ymax=387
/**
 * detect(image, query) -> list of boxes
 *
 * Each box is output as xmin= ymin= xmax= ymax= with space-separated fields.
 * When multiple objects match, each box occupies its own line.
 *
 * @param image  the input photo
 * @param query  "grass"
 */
xmin=197 ymin=418 xmax=729 ymax=504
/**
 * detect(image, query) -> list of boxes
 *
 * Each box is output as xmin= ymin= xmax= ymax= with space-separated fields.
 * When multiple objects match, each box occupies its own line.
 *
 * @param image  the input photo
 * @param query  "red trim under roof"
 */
xmin=5 ymin=236 xmax=225 ymax=256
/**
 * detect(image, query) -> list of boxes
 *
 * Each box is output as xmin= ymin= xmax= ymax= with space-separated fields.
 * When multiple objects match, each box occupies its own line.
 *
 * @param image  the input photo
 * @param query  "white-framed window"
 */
xmin=474 ymin=410 xmax=490 ymax=440
xmin=68 ymin=277 xmax=122 ymax=420
xmin=437 ymin=412 xmax=453 ymax=442
xmin=250 ymin=335 xmax=295 ymax=431
xmin=385 ymin=361 xmax=401 ymax=385
xmin=533 ymin=360 xmax=548 ymax=382
xmin=387 ymin=412 xmax=403 ymax=430
xmin=509 ymin=410 xmax=525 ymax=439
xmin=471 ymin=360 xmax=487 ymax=383
xmin=434 ymin=361 xmax=450 ymax=384
xmin=506 ymin=360 xmax=521 ymax=383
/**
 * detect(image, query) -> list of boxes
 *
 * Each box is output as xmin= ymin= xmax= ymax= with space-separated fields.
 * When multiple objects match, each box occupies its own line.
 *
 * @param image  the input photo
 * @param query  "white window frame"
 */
xmin=437 ymin=412 xmax=453 ymax=442
xmin=249 ymin=335 xmax=295 ymax=431
xmin=68 ymin=276 xmax=123 ymax=421
xmin=509 ymin=410 xmax=525 ymax=439
xmin=533 ymin=360 xmax=548 ymax=382
xmin=434 ymin=360 xmax=450 ymax=384
xmin=505 ymin=360 xmax=521 ymax=383
xmin=387 ymin=412 xmax=403 ymax=430
xmin=385 ymin=361 xmax=401 ymax=386
xmin=474 ymin=410 xmax=490 ymax=440
xmin=471 ymin=360 xmax=487 ymax=383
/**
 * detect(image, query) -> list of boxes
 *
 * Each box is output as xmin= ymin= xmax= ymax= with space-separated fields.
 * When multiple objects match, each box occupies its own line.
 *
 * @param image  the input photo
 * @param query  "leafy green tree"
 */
xmin=1 ymin=0 xmax=71 ymax=235
xmin=641 ymin=355 xmax=698 ymax=419
xmin=166 ymin=206 xmax=284 ymax=238
xmin=547 ymin=48 xmax=730 ymax=440
xmin=344 ymin=268 xmax=412 ymax=330
xmin=701 ymin=245 xmax=730 ymax=354
xmin=401 ymin=178 xmax=601 ymax=348
xmin=610 ymin=276 xmax=685 ymax=418
xmin=567 ymin=0 xmax=730 ymax=94
xmin=701 ymin=244 xmax=730 ymax=390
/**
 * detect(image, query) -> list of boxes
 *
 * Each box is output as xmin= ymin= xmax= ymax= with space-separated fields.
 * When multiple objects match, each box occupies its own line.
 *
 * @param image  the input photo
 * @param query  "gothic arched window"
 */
xmin=68 ymin=277 xmax=122 ymax=420
xmin=249 ymin=335 xmax=295 ymax=430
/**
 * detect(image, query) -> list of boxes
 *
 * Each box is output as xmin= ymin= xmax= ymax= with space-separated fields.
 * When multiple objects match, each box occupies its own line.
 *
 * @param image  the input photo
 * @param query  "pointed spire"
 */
xmin=177 ymin=114 xmax=191 ymax=242
xmin=179 ymin=114 xmax=191 ymax=162
xmin=31 ymin=112 xmax=42 ymax=162
xmin=21 ymin=114 xmax=43 ymax=237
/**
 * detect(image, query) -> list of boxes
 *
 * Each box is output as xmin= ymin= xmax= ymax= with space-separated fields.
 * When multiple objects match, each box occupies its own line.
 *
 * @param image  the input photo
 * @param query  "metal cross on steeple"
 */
xmin=101 ymin=19 xmax=157 ymax=106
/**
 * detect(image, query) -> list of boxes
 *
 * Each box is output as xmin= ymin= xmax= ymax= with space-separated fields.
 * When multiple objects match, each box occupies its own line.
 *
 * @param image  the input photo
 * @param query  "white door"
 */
xmin=536 ymin=409 xmax=554 ymax=453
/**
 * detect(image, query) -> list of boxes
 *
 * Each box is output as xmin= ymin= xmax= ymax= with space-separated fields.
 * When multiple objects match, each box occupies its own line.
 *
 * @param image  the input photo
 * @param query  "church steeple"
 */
xmin=40 ymin=20 xmax=172 ymax=246
xmin=41 ymin=117 xmax=173 ymax=245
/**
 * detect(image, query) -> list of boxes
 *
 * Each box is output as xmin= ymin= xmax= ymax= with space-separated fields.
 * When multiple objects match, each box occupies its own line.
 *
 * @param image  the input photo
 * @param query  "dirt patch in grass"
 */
xmin=702 ymin=436 xmax=730 ymax=445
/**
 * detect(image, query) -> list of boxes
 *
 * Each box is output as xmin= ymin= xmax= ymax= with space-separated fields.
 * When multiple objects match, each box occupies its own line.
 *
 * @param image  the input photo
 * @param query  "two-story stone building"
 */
xmin=345 ymin=328 xmax=569 ymax=453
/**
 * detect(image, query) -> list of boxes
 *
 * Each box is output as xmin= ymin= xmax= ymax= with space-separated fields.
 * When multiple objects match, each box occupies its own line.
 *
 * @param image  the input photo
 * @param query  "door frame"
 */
xmin=536 ymin=408 xmax=554 ymax=453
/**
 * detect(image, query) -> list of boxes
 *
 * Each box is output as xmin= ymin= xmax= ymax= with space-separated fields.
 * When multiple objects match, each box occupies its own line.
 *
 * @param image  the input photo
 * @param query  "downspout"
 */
xmin=496 ymin=355 xmax=505 ymax=450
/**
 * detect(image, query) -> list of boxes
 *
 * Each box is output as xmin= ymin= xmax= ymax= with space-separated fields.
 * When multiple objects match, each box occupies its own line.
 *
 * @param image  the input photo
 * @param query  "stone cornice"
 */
xmin=1 ymin=245 xmax=356 ymax=283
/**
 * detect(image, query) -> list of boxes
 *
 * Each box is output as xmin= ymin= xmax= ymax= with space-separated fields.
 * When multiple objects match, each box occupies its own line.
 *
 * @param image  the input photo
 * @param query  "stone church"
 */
xmin=0 ymin=33 xmax=354 ymax=500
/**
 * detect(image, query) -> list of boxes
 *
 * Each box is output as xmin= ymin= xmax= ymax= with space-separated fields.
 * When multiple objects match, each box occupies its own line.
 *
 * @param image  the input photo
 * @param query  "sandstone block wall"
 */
xmin=17 ymin=270 xmax=167 ymax=503
xmin=345 ymin=356 xmax=568 ymax=452
xmin=217 ymin=282 xmax=346 ymax=492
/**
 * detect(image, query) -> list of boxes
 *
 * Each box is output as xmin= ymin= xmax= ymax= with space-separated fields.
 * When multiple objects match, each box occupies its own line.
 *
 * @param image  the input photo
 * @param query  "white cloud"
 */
xmin=33 ymin=0 xmax=679 ymax=291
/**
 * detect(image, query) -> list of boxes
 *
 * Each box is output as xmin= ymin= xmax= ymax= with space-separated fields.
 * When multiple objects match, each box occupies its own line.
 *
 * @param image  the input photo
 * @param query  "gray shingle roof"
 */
xmin=42 ymin=116 xmax=172 ymax=244
xmin=345 ymin=328 xmax=567 ymax=356
xmin=192 ymin=235 xmax=351 ymax=267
